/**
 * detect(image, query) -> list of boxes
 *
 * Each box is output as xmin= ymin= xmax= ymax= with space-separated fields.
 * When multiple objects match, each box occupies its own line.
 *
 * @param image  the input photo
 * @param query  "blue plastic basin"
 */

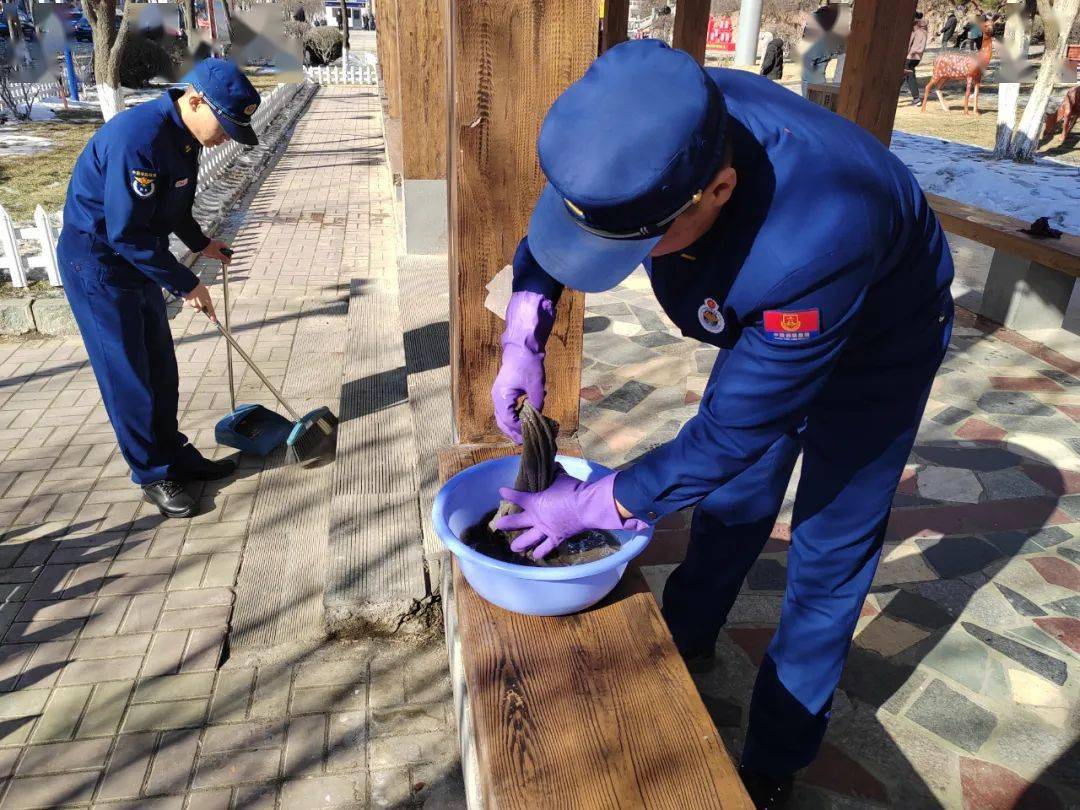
xmin=433 ymin=455 xmax=653 ymax=616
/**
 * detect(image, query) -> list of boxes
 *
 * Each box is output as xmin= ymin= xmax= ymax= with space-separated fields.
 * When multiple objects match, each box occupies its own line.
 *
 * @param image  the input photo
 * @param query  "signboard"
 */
xmin=706 ymin=15 xmax=734 ymax=51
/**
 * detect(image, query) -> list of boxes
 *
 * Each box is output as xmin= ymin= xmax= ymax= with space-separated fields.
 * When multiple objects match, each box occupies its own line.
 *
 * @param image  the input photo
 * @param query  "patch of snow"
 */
xmin=331 ymin=50 xmax=377 ymax=68
xmin=28 ymin=105 xmax=57 ymax=122
xmin=0 ymin=128 xmax=52 ymax=155
xmin=891 ymin=131 xmax=1080 ymax=235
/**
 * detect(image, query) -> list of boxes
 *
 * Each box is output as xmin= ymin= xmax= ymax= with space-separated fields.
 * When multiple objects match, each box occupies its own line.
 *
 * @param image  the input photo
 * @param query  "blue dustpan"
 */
xmin=215 ymin=403 xmax=293 ymax=456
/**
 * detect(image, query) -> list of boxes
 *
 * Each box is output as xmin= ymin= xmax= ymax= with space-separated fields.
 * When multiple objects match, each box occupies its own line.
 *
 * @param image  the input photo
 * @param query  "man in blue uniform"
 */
xmin=59 ymin=59 xmax=261 ymax=519
xmin=490 ymin=41 xmax=954 ymax=807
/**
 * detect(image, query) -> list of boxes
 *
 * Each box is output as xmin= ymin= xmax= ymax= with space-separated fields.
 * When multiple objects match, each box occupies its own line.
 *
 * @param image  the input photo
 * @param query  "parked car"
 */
xmin=0 ymin=11 xmax=36 ymax=40
xmin=73 ymin=15 xmax=92 ymax=41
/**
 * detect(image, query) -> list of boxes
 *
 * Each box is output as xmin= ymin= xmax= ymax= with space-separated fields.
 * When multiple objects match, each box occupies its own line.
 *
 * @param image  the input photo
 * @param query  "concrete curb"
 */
xmin=0 ymin=82 xmax=318 ymax=338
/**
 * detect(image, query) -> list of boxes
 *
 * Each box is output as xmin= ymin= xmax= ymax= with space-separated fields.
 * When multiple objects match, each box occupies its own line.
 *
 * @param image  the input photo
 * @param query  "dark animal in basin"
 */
xmin=461 ymin=403 xmax=621 ymax=568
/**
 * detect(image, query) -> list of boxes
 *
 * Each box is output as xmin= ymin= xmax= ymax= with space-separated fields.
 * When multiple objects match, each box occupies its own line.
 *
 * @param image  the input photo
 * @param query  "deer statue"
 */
xmin=1041 ymin=86 xmax=1080 ymax=146
xmin=921 ymin=17 xmax=995 ymax=115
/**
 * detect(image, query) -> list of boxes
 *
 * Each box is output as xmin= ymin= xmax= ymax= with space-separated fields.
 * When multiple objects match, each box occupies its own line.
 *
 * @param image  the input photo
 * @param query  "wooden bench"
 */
xmin=927 ymin=193 xmax=1080 ymax=330
xmin=437 ymin=442 xmax=753 ymax=809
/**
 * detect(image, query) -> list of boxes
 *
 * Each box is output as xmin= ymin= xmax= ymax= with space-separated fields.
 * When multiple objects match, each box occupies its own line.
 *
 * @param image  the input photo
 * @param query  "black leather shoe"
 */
xmin=143 ymin=480 xmax=197 ymax=518
xmin=739 ymin=765 xmax=793 ymax=810
xmin=178 ymin=454 xmax=237 ymax=482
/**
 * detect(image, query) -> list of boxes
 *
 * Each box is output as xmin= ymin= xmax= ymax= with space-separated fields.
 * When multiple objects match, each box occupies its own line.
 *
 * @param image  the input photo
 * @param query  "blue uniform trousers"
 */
xmin=662 ymin=313 xmax=950 ymax=776
xmin=59 ymin=247 xmax=193 ymax=485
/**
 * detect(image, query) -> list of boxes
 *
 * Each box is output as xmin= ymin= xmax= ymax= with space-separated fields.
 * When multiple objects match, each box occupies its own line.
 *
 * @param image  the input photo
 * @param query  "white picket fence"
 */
xmin=303 ymin=64 xmax=377 ymax=85
xmin=2 ymin=83 xmax=305 ymax=288
xmin=0 ymin=205 xmax=62 ymax=288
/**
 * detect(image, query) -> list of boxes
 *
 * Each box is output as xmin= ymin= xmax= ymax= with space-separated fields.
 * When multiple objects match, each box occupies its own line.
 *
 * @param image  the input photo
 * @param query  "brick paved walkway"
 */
xmin=579 ymin=269 xmax=1080 ymax=809
xmin=0 ymin=86 xmax=461 ymax=809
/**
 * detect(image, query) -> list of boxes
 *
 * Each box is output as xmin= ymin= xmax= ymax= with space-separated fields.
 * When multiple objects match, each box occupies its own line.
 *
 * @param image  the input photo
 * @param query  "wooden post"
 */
xmin=397 ymin=0 xmax=446 ymax=179
xmin=836 ymin=0 xmax=917 ymax=146
xmin=448 ymin=0 xmax=593 ymax=444
xmin=601 ymin=0 xmax=630 ymax=53
xmin=672 ymin=0 xmax=711 ymax=65
xmin=378 ymin=0 xmax=402 ymax=118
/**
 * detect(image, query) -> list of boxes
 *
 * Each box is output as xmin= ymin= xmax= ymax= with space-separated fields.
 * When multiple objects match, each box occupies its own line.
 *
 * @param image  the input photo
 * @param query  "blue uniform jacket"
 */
xmin=513 ymin=68 xmax=955 ymax=522
xmin=60 ymin=89 xmax=210 ymax=295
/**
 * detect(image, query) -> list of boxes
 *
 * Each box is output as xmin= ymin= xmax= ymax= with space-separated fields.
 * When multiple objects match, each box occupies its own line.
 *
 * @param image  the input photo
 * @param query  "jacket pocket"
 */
xmin=96 ymin=263 xmax=149 ymax=290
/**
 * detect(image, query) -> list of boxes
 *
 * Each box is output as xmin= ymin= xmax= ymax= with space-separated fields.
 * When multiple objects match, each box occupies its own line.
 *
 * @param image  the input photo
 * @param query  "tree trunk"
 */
xmin=339 ymin=0 xmax=350 ymax=63
xmin=85 ymin=0 xmax=131 ymax=121
xmin=1007 ymin=0 xmax=1080 ymax=160
xmin=181 ymin=0 xmax=198 ymax=44
xmin=993 ymin=4 xmax=1027 ymax=158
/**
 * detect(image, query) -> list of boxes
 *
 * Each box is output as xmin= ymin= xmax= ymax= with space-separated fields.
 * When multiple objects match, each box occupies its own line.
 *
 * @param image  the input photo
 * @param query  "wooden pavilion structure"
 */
xmin=367 ymin=0 xmax=1075 ymax=804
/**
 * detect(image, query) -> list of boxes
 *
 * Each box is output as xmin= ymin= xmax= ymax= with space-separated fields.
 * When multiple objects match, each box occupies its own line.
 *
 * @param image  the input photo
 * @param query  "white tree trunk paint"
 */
xmin=1008 ymin=0 xmax=1080 ymax=160
xmin=97 ymin=83 xmax=125 ymax=121
xmin=994 ymin=83 xmax=1021 ymax=156
xmin=993 ymin=4 xmax=1026 ymax=159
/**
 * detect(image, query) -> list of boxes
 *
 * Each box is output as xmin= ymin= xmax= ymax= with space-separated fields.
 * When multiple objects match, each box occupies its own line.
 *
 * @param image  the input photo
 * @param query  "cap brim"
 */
xmin=216 ymin=114 xmax=259 ymax=146
xmin=528 ymin=183 xmax=659 ymax=293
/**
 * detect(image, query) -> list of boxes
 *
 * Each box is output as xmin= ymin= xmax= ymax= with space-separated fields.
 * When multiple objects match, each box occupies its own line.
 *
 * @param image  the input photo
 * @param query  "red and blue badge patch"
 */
xmin=763 ymin=308 xmax=820 ymax=342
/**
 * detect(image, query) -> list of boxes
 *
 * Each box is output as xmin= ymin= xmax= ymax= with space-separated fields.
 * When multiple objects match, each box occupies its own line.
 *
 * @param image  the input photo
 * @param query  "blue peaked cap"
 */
xmin=529 ymin=39 xmax=728 ymax=292
xmin=184 ymin=58 xmax=261 ymax=146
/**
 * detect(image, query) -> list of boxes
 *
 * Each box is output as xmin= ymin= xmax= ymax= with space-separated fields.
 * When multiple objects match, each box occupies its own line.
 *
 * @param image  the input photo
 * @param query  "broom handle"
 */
xmin=211 ymin=319 xmax=303 ymax=421
xmin=220 ymin=253 xmax=236 ymax=412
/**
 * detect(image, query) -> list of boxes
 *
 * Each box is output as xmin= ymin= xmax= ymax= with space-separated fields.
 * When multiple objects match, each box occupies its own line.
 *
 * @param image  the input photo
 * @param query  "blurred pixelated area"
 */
xmin=1 ymin=1 xmax=305 ymax=88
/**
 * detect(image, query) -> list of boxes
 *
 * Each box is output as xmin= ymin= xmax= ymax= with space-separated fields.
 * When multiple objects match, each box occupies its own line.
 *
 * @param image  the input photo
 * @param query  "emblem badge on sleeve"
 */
xmin=763 ymin=309 xmax=821 ymax=342
xmin=131 ymin=169 xmax=157 ymax=198
xmin=698 ymin=298 xmax=725 ymax=334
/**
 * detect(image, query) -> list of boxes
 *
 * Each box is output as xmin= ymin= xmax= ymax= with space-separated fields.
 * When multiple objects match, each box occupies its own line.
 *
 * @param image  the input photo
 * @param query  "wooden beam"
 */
xmin=397 ymin=0 xmax=447 ymax=178
xmin=438 ymin=443 xmax=754 ymax=809
xmin=378 ymin=0 xmax=402 ymax=119
xmin=927 ymin=193 xmax=1080 ymax=277
xmin=836 ymin=0 xmax=917 ymax=146
xmin=672 ymin=0 xmax=711 ymax=65
xmin=373 ymin=0 xmax=389 ymax=88
xmin=448 ymin=0 xmax=591 ymax=444
xmin=601 ymin=0 xmax=630 ymax=53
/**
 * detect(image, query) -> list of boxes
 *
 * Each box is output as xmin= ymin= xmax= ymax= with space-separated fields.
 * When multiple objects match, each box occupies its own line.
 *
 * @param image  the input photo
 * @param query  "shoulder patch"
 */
xmin=131 ymin=169 xmax=156 ymax=198
xmin=697 ymin=298 xmax=726 ymax=334
xmin=763 ymin=309 xmax=820 ymax=342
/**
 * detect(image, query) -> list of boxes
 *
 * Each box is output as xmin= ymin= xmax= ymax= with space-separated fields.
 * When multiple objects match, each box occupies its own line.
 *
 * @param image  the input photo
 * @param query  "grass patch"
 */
xmin=0 ymin=114 xmax=100 ymax=221
xmin=244 ymin=69 xmax=293 ymax=92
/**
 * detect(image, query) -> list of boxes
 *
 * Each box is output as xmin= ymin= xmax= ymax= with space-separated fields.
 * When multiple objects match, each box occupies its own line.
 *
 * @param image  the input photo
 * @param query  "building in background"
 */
xmin=324 ymin=0 xmax=369 ymax=31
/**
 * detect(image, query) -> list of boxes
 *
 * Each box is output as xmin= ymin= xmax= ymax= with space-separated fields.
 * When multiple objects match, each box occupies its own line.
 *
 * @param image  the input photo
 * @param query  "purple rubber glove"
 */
xmin=493 ymin=468 xmax=650 ymax=560
xmin=492 ymin=291 xmax=556 ymax=443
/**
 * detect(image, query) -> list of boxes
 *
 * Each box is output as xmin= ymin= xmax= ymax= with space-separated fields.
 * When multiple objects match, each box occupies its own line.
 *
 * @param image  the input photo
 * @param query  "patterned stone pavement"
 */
xmin=0 ymin=86 xmax=462 ymax=809
xmin=580 ymin=268 xmax=1080 ymax=809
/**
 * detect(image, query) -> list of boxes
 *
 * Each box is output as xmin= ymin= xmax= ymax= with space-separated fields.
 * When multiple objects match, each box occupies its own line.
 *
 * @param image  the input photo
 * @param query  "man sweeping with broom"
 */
xmin=58 ymin=59 xmax=260 ymax=518
xmin=491 ymin=40 xmax=954 ymax=808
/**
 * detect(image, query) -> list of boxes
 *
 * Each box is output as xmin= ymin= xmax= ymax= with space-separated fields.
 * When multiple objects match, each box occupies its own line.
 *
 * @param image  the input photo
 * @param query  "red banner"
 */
xmin=706 ymin=16 xmax=735 ymax=51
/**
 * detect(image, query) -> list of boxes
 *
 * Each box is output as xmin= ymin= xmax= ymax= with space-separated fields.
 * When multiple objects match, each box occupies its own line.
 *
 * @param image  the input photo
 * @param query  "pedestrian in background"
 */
xmin=940 ymin=9 xmax=958 ymax=48
xmin=901 ymin=12 xmax=928 ymax=104
xmin=760 ymin=35 xmax=784 ymax=80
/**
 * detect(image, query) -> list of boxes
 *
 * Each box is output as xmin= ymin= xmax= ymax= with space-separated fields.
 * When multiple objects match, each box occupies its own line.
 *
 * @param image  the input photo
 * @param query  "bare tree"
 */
xmin=83 ymin=0 xmax=132 ymax=120
xmin=303 ymin=26 xmax=341 ymax=64
xmin=0 ymin=65 xmax=43 ymax=120
xmin=1003 ymin=0 xmax=1080 ymax=159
